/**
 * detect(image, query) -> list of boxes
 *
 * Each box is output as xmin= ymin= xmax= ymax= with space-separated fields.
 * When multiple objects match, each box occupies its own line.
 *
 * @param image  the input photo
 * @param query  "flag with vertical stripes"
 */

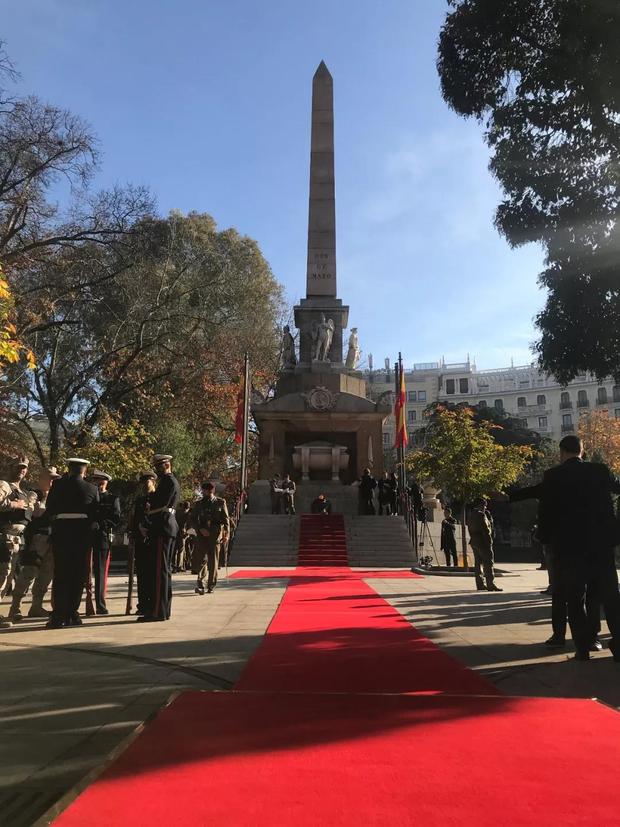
xmin=393 ymin=365 xmax=408 ymax=449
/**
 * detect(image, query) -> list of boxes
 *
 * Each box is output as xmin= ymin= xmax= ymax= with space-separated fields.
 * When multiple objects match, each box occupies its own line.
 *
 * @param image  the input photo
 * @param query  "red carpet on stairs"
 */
xmin=53 ymin=514 xmax=620 ymax=826
xmin=297 ymin=514 xmax=348 ymax=566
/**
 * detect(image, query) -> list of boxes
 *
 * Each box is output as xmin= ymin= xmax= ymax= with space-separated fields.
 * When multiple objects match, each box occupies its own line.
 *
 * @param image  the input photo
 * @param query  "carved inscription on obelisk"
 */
xmin=306 ymin=61 xmax=337 ymax=298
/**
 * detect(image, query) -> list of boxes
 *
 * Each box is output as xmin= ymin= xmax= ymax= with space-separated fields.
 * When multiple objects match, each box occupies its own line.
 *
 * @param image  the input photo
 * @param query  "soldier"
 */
xmin=128 ymin=471 xmax=156 ymax=616
xmin=269 ymin=473 xmax=282 ymax=514
xmin=173 ymin=501 xmax=191 ymax=572
xmin=45 ymin=458 xmax=99 ymax=628
xmin=440 ymin=506 xmax=458 ymax=567
xmin=378 ymin=471 xmax=392 ymax=515
xmin=7 ymin=466 xmax=61 ymax=623
xmin=466 ymin=497 xmax=502 ymax=592
xmin=310 ymin=493 xmax=332 ymax=514
xmin=138 ymin=454 xmax=180 ymax=622
xmin=190 ymin=481 xmax=230 ymax=594
xmin=0 ymin=457 xmax=37 ymax=626
xmin=90 ymin=470 xmax=121 ymax=615
xmin=281 ymin=474 xmax=296 ymax=515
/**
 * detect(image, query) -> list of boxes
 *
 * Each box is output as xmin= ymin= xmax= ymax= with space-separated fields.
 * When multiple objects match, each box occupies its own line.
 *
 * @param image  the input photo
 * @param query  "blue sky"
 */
xmin=2 ymin=0 xmax=545 ymax=370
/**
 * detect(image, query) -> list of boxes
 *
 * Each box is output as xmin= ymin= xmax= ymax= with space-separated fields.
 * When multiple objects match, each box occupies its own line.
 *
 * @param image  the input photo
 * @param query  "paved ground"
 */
xmin=0 ymin=563 xmax=618 ymax=825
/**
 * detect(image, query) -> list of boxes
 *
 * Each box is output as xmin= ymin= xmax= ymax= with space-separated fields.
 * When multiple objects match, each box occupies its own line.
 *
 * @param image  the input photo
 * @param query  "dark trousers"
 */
xmin=587 ymin=548 xmax=620 ymax=645
xmin=443 ymin=544 xmax=458 ymax=566
xmin=195 ymin=536 xmax=220 ymax=590
xmin=92 ymin=543 xmax=111 ymax=612
xmin=143 ymin=534 xmax=175 ymax=620
xmin=134 ymin=537 xmax=148 ymax=614
xmin=549 ymin=554 xmax=589 ymax=652
xmin=50 ymin=523 xmax=91 ymax=623
xmin=378 ymin=498 xmax=391 ymax=516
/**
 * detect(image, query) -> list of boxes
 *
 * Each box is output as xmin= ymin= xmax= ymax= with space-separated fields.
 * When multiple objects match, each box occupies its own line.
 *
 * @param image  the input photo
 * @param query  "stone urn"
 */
xmin=422 ymin=482 xmax=442 ymax=513
xmin=292 ymin=440 xmax=350 ymax=481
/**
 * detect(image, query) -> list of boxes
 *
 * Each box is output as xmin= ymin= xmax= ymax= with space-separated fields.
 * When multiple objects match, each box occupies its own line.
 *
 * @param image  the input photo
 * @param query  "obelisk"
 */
xmin=306 ymin=61 xmax=336 ymax=298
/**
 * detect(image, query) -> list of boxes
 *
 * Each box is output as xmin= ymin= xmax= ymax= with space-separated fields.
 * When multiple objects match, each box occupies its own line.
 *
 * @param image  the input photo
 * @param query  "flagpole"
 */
xmin=397 ymin=352 xmax=406 ymax=494
xmin=239 ymin=352 xmax=250 ymax=494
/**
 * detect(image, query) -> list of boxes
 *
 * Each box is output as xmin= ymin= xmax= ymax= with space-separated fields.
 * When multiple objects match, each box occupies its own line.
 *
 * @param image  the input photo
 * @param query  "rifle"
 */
xmin=84 ymin=548 xmax=96 ymax=616
xmin=125 ymin=539 xmax=135 ymax=615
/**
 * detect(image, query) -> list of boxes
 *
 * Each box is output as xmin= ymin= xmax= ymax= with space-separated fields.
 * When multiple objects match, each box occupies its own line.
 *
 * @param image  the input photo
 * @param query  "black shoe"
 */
xmin=69 ymin=615 xmax=83 ymax=626
xmin=589 ymin=638 xmax=603 ymax=652
xmin=195 ymin=586 xmax=204 ymax=595
xmin=476 ymin=584 xmax=486 ymax=591
xmin=207 ymin=587 xmax=214 ymax=594
xmin=46 ymin=619 xmax=66 ymax=629
xmin=136 ymin=615 xmax=153 ymax=622
xmin=96 ymin=608 xmax=109 ymax=615
xmin=574 ymin=651 xmax=591 ymax=661
xmin=487 ymin=584 xmax=503 ymax=592
xmin=544 ymin=636 xmax=566 ymax=649
xmin=540 ymin=588 xmax=552 ymax=595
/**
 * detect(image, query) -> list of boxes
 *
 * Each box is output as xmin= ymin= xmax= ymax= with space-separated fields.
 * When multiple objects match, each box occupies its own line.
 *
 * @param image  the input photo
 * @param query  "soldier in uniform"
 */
xmin=8 ymin=466 xmax=61 ymax=623
xmin=45 ymin=458 xmax=99 ymax=628
xmin=190 ymin=481 xmax=230 ymax=594
xmin=138 ymin=454 xmax=180 ymax=622
xmin=281 ymin=474 xmax=296 ymax=515
xmin=0 ymin=457 xmax=37 ymax=626
xmin=467 ymin=497 xmax=502 ymax=592
xmin=128 ymin=471 xmax=156 ymax=616
xmin=90 ymin=470 xmax=121 ymax=615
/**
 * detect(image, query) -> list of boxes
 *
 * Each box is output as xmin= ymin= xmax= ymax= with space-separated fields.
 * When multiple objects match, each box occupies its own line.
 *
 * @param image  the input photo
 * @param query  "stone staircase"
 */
xmin=228 ymin=515 xmax=298 ymax=567
xmin=344 ymin=516 xmax=416 ymax=568
xmin=230 ymin=513 xmax=416 ymax=569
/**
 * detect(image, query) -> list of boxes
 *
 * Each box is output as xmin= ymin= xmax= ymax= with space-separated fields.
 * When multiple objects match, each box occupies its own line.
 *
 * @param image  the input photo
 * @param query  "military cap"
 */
xmin=67 ymin=457 xmax=90 ymax=466
xmin=91 ymin=469 xmax=112 ymax=481
xmin=152 ymin=453 xmax=173 ymax=466
xmin=45 ymin=466 xmax=61 ymax=479
xmin=14 ymin=456 xmax=29 ymax=467
xmin=139 ymin=470 xmax=157 ymax=481
xmin=201 ymin=480 xmax=215 ymax=489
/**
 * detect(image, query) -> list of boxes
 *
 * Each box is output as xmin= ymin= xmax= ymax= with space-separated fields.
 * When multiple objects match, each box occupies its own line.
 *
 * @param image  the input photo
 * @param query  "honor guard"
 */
xmin=138 ymin=454 xmax=180 ymax=622
xmin=0 ymin=457 xmax=37 ymax=626
xmin=90 ymin=470 xmax=121 ymax=614
xmin=45 ymin=458 xmax=99 ymax=628
xmin=190 ymin=481 xmax=230 ymax=594
xmin=129 ymin=471 xmax=156 ymax=615
xmin=8 ymin=466 xmax=61 ymax=623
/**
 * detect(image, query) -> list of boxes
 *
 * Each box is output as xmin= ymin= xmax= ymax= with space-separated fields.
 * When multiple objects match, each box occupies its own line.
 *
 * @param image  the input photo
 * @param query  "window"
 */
xmin=597 ymin=387 xmax=608 ymax=404
xmin=520 ymin=418 xmax=528 ymax=428
xmin=408 ymin=410 xmax=417 ymax=422
xmin=562 ymin=414 xmax=573 ymax=426
xmin=538 ymin=416 xmax=548 ymax=428
xmin=537 ymin=394 xmax=546 ymax=406
xmin=383 ymin=432 xmax=391 ymax=447
xmin=519 ymin=380 xmax=530 ymax=387
xmin=478 ymin=400 xmax=487 ymax=409
xmin=494 ymin=399 xmax=504 ymax=411
xmin=408 ymin=431 xmax=415 ymax=444
xmin=418 ymin=390 xmax=427 ymax=402
xmin=517 ymin=397 xmax=526 ymax=408
xmin=459 ymin=378 xmax=469 ymax=394
xmin=408 ymin=391 xmax=416 ymax=402
xmin=445 ymin=379 xmax=455 ymax=395
xmin=560 ymin=391 xmax=571 ymax=409
xmin=614 ymin=386 xmax=620 ymax=402
xmin=577 ymin=390 xmax=589 ymax=407
xmin=616 ymin=409 xmax=620 ymax=419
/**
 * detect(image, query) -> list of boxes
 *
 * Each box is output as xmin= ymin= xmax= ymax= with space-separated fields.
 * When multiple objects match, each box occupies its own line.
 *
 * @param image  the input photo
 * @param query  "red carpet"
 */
xmin=55 ymin=691 xmax=620 ymax=827
xmin=229 ymin=569 xmax=423 ymax=579
xmin=53 ymin=516 xmax=620 ymax=825
xmin=297 ymin=514 xmax=348 ymax=566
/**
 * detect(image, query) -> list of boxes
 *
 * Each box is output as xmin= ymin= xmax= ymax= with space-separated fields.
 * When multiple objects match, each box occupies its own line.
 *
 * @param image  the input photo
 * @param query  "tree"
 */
xmin=405 ymin=406 xmax=532 ymax=565
xmin=438 ymin=1 xmax=620 ymax=381
xmin=578 ymin=409 xmax=620 ymax=472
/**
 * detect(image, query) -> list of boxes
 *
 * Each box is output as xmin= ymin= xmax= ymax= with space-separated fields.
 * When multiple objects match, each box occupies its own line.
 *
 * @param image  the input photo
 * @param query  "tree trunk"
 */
xmin=461 ymin=503 xmax=469 ymax=569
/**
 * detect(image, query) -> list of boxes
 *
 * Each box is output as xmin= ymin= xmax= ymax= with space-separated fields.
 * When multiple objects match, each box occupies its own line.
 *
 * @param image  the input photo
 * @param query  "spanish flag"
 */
xmin=393 ymin=365 xmax=408 ymax=450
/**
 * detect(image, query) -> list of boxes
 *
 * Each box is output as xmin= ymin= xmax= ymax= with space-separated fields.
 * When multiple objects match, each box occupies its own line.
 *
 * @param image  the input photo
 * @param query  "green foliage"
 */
xmin=438 ymin=0 xmax=620 ymax=381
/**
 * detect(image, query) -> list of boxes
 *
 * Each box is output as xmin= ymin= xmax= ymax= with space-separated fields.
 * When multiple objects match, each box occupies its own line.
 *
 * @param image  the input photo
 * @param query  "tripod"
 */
xmin=417 ymin=519 xmax=440 ymax=567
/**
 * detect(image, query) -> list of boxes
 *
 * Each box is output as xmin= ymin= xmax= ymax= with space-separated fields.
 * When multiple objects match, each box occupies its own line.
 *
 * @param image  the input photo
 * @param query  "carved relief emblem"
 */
xmin=303 ymin=386 xmax=339 ymax=412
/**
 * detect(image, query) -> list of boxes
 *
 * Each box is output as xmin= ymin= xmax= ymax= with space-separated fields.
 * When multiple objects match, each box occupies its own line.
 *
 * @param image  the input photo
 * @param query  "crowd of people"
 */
xmin=0 ymin=454 xmax=231 ymax=629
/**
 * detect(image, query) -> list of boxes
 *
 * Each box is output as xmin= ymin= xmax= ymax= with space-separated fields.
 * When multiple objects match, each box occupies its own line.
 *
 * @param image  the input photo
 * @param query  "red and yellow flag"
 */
xmin=393 ymin=366 xmax=408 ymax=450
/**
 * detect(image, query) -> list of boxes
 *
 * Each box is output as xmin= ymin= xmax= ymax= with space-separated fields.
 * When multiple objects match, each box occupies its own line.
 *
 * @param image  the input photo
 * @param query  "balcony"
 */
xmin=559 ymin=401 xmax=573 ymax=410
xmin=596 ymin=397 xmax=609 ymax=407
xmin=561 ymin=423 xmax=575 ymax=433
xmin=576 ymin=400 xmax=590 ymax=408
xmin=516 ymin=404 xmax=550 ymax=415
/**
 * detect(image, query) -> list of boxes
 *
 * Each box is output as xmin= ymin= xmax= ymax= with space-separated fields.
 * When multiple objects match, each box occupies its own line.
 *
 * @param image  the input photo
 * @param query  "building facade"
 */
xmin=366 ymin=358 xmax=620 ymax=449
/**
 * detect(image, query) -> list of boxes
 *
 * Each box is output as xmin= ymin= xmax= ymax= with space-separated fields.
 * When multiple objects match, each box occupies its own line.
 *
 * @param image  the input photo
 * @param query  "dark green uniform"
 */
xmin=190 ymin=495 xmax=230 ymax=592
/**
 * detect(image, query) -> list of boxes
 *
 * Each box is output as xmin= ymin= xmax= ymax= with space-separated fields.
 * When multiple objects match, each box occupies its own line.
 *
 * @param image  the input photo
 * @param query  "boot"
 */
xmin=28 ymin=605 xmax=51 ymax=618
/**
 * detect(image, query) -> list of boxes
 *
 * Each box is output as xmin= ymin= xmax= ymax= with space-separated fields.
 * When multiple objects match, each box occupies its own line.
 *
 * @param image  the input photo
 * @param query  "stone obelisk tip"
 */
xmin=314 ymin=60 xmax=332 ymax=79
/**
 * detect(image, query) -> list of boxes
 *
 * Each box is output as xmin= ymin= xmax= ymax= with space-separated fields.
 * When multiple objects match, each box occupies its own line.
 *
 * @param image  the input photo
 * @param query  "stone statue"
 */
xmin=311 ymin=314 xmax=335 ymax=361
xmin=345 ymin=327 xmax=360 ymax=369
xmin=281 ymin=325 xmax=297 ymax=369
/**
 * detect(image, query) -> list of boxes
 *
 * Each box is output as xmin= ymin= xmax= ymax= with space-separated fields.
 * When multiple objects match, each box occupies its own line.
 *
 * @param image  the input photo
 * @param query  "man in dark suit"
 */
xmin=535 ymin=435 xmax=620 ymax=661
